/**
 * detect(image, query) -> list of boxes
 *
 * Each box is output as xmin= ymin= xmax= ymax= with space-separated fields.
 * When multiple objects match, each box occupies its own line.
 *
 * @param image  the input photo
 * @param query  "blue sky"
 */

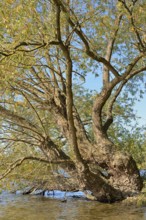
xmin=135 ymin=96 xmax=146 ymax=127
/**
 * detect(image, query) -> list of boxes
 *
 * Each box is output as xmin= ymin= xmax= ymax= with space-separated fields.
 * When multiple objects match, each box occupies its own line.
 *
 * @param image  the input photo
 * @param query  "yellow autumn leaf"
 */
xmin=7 ymin=0 xmax=14 ymax=4
xmin=15 ymin=4 xmax=23 ymax=13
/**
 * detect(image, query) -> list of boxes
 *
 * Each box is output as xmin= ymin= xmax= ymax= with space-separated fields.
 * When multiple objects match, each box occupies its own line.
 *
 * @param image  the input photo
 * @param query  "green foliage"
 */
xmin=109 ymin=123 xmax=146 ymax=167
xmin=0 ymin=0 xmax=146 ymax=189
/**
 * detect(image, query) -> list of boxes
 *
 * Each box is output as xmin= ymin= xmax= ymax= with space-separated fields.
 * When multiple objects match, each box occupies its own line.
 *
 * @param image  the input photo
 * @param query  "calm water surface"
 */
xmin=0 ymin=191 xmax=146 ymax=220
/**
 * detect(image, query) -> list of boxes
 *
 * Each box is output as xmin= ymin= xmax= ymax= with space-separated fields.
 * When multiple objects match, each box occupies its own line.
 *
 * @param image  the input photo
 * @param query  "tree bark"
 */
xmin=51 ymin=103 xmax=143 ymax=202
xmin=72 ymin=134 xmax=143 ymax=202
xmin=90 ymin=132 xmax=143 ymax=198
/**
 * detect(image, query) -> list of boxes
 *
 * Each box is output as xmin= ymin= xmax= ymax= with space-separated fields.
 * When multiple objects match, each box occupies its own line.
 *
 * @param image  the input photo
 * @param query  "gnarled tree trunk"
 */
xmin=51 ymin=100 xmax=143 ymax=202
xmin=0 ymin=0 xmax=144 ymax=203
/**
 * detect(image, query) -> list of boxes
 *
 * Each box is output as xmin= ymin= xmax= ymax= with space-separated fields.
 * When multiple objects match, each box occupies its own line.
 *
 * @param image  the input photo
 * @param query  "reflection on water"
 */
xmin=0 ymin=191 xmax=146 ymax=220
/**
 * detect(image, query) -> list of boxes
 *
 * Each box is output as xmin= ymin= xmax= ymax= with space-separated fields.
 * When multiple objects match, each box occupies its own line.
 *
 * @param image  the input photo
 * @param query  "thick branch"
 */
xmin=95 ymin=53 xmax=146 ymax=109
xmin=53 ymin=0 xmax=121 ymax=79
xmin=103 ymin=65 xmax=146 ymax=132
xmin=41 ymin=136 xmax=71 ymax=161
xmin=129 ymin=66 xmax=146 ymax=77
xmin=62 ymin=47 xmax=85 ymax=165
xmin=52 ymin=1 xmax=86 ymax=166
xmin=55 ymin=4 xmax=62 ymax=41
xmin=103 ymin=80 xmax=127 ymax=132
xmin=122 ymin=53 xmax=145 ymax=77
xmin=103 ymin=14 xmax=123 ymax=86
xmin=0 ymin=41 xmax=60 ymax=57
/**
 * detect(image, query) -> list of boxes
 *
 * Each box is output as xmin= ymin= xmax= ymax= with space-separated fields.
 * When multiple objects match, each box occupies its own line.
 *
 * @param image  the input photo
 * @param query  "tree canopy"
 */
xmin=0 ymin=0 xmax=146 ymax=202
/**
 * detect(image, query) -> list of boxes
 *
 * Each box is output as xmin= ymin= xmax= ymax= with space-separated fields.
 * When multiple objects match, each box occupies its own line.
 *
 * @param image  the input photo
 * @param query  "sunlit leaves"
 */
xmin=0 ymin=0 xmax=146 ymax=190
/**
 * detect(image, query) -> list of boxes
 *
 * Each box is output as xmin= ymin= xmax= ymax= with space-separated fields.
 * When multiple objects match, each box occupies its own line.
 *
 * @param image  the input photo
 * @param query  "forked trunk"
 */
xmin=52 ymin=109 xmax=143 ymax=202
xmin=48 ymin=85 xmax=143 ymax=202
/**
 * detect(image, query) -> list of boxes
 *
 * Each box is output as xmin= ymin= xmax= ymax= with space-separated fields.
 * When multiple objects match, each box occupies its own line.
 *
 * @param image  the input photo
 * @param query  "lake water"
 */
xmin=0 ymin=191 xmax=146 ymax=220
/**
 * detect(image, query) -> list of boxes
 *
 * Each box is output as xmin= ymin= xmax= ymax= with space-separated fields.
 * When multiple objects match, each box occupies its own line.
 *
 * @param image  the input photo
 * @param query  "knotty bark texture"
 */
xmin=0 ymin=0 xmax=144 ymax=203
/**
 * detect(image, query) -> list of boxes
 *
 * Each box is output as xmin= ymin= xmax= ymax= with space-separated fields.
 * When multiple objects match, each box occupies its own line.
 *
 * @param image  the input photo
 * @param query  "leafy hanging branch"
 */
xmin=118 ymin=0 xmax=145 ymax=51
xmin=0 ymin=156 xmax=73 ymax=181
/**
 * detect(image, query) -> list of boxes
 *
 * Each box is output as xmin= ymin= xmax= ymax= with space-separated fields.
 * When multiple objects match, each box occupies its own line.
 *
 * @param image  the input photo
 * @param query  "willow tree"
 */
xmin=0 ymin=0 xmax=145 ymax=202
